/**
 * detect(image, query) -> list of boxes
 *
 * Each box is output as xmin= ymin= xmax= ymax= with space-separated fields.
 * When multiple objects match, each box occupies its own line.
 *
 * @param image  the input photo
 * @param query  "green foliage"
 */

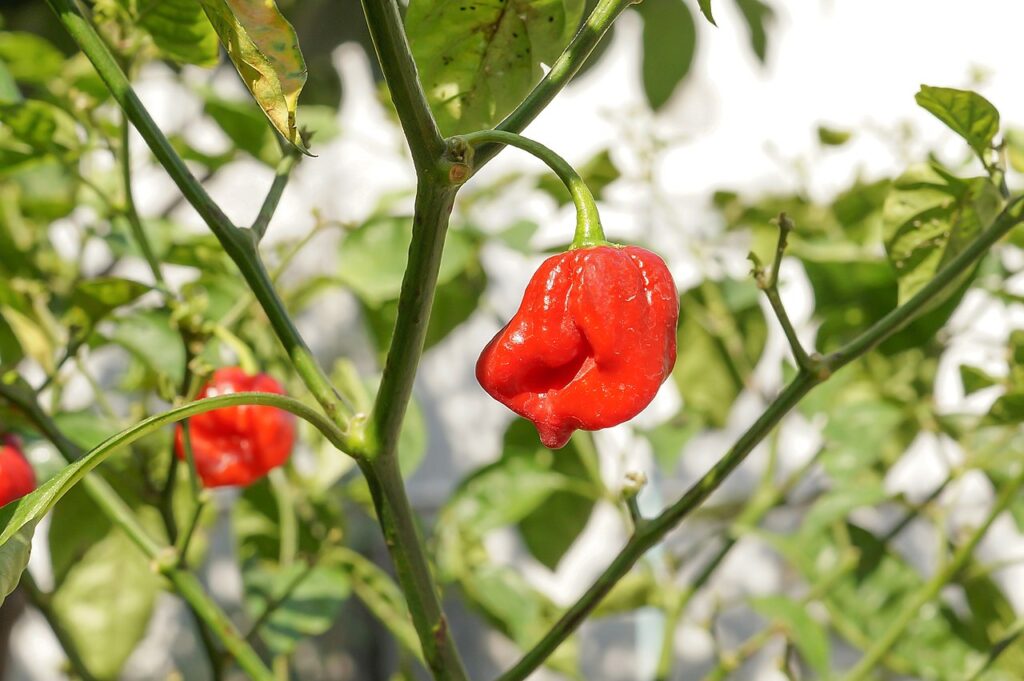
xmin=405 ymin=0 xmax=585 ymax=134
xmin=637 ymin=0 xmax=697 ymax=110
xmin=916 ymin=85 xmax=1000 ymax=157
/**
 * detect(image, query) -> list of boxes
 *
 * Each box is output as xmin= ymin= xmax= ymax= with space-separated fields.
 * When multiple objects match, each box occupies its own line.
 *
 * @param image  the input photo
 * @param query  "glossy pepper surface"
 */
xmin=0 ymin=435 xmax=36 ymax=507
xmin=477 ymin=245 xmax=678 ymax=448
xmin=174 ymin=368 xmax=296 ymax=488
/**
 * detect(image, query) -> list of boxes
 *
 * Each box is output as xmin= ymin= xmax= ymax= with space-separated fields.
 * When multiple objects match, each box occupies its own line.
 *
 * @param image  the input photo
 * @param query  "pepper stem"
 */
xmin=455 ymin=130 xmax=606 ymax=248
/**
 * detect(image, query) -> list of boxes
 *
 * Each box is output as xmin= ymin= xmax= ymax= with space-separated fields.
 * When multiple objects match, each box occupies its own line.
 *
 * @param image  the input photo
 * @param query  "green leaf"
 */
xmin=752 ymin=595 xmax=831 ymax=679
xmin=817 ymin=125 xmax=853 ymax=146
xmin=203 ymin=93 xmax=281 ymax=165
xmin=51 ymin=525 xmax=161 ymax=680
xmin=800 ymin=484 xmax=888 ymax=538
xmin=734 ymin=0 xmax=773 ymax=63
xmin=637 ymin=0 xmax=697 ymax=110
xmin=511 ymin=421 xmax=599 ymax=570
xmin=0 ymin=32 xmax=65 ymax=85
xmin=638 ymin=412 xmax=704 ymax=471
xmin=136 ymin=0 xmax=220 ymax=67
xmin=406 ymin=0 xmax=585 ymax=135
xmin=961 ymin=365 xmax=998 ymax=396
xmin=67 ymin=277 xmax=150 ymax=337
xmin=591 ymin=568 xmax=660 ymax=617
xmin=915 ymin=85 xmax=1000 ymax=156
xmin=108 ymin=309 xmax=185 ymax=386
xmin=0 ymin=304 xmax=54 ymax=374
xmin=336 ymin=547 xmax=423 ymax=661
xmin=698 ymin=0 xmax=717 ymax=25
xmin=883 ymin=164 xmax=1002 ymax=305
xmin=339 ymin=217 xmax=477 ymax=305
xmin=673 ymin=279 xmax=767 ymax=427
xmin=0 ymin=523 xmax=34 ymax=607
xmin=197 ymin=0 xmax=309 ymax=152
xmin=244 ymin=561 xmax=350 ymax=655
xmin=0 ymin=100 xmax=80 ymax=166
xmin=459 ymin=565 xmax=579 ymax=675
xmin=5 ymin=157 xmax=78 ymax=219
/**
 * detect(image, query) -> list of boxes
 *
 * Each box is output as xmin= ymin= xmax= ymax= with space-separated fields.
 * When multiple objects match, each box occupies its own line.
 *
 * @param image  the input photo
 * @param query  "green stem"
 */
xmin=119 ymin=110 xmax=166 ymax=289
xmin=370 ymin=180 xmax=456 ymax=458
xmin=460 ymin=129 xmax=605 ymax=247
xmin=250 ymin=150 xmax=299 ymax=241
xmin=360 ymin=456 xmax=468 ymax=680
xmin=473 ymin=0 xmax=633 ymax=170
xmin=44 ymin=0 xmax=354 ymax=434
xmin=840 ymin=464 xmax=1024 ymax=681
xmin=363 ymin=177 xmax=468 ymax=681
xmin=359 ymin=0 xmax=445 ymax=171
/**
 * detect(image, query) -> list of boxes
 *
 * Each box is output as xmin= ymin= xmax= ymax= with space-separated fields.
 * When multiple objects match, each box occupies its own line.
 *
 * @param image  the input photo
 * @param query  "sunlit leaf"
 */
xmin=406 ymin=0 xmax=585 ymax=134
xmin=915 ymin=85 xmax=1000 ymax=156
xmin=198 ymin=0 xmax=309 ymax=152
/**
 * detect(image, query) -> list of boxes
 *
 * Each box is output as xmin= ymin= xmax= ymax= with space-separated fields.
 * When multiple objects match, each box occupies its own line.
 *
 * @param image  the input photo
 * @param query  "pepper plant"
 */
xmin=2 ymin=0 xmax=1024 ymax=680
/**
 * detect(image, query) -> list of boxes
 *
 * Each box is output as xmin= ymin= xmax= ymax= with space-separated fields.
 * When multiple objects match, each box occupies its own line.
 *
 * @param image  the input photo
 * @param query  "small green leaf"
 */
xmin=198 ymin=0 xmax=309 ymax=152
xmin=800 ymin=484 xmax=888 ymax=538
xmin=0 ymin=100 xmax=80 ymax=165
xmin=137 ymin=0 xmax=220 ymax=67
xmin=734 ymin=0 xmax=773 ymax=63
xmin=0 ymin=522 xmax=34 ymax=607
xmin=637 ymin=0 xmax=697 ymax=110
xmin=203 ymin=93 xmax=281 ymax=165
xmin=961 ymin=365 xmax=998 ymax=396
xmin=883 ymin=164 xmax=1002 ymax=305
xmin=673 ymin=279 xmax=767 ymax=427
xmin=108 ymin=309 xmax=185 ymax=385
xmin=0 ymin=32 xmax=65 ymax=85
xmin=752 ymin=596 xmax=831 ymax=679
xmin=698 ymin=0 xmax=717 ymax=25
xmin=915 ymin=85 xmax=1000 ymax=156
xmin=406 ymin=0 xmax=585 ymax=135
xmin=817 ymin=125 xmax=852 ymax=146
xmin=67 ymin=277 xmax=150 ymax=337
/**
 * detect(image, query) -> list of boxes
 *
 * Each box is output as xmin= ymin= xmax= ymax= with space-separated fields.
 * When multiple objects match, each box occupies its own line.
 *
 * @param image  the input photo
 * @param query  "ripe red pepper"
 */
xmin=174 ymin=368 xmax=296 ymax=488
xmin=0 ymin=435 xmax=36 ymax=507
xmin=477 ymin=245 xmax=678 ymax=448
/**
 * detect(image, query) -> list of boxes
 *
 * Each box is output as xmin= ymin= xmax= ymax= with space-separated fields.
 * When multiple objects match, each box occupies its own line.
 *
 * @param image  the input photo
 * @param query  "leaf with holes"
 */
xmin=406 ymin=0 xmax=585 ymax=135
xmin=915 ymin=85 xmax=1000 ymax=156
xmin=883 ymin=164 xmax=1002 ymax=305
xmin=198 ymin=0 xmax=308 ymax=152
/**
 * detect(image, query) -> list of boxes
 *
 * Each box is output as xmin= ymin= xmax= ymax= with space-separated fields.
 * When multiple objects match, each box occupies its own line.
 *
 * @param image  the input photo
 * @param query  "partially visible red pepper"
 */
xmin=174 ymin=368 xmax=296 ymax=488
xmin=477 ymin=244 xmax=678 ymax=449
xmin=0 ymin=435 xmax=36 ymax=507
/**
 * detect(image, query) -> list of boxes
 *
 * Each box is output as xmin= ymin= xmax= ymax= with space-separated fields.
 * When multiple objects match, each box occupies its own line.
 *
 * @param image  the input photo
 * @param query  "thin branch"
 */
xmin=250 ymin=149 xmax=300 ymax=241
xmin=120 ymin=110 xmax=167 ymax=290
xmin=751 ymin=212 xmax=816 ymax=373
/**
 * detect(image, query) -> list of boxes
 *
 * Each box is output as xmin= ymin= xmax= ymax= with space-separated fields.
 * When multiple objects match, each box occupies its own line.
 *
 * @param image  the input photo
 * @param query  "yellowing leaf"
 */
xmin=198 ymin=0 xmax=308 ymax=152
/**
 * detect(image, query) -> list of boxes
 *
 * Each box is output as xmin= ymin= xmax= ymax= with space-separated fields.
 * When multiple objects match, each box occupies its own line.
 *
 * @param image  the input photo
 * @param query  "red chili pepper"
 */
xmin=477 ymin=245 xmax=678 ymax=449
xmin=0 ymin=435 xmax=36 ymax=507
xmin=174 ymin=368 xmax=296 ymax=488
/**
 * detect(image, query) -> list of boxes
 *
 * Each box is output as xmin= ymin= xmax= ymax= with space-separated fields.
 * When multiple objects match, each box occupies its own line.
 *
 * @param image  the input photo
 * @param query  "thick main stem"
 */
xmin=366 ymin=181 xmax=468 ymax=681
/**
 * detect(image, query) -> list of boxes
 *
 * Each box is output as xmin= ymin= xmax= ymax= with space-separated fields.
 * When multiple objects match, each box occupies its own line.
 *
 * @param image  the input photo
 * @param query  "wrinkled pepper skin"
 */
xmin=477 ymin=245 xmax=678 ymax=448
xmin=174 ymin=368 xmax=296 ymax=488
xmin=0 ymin=435 xmax=36 ymax=507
